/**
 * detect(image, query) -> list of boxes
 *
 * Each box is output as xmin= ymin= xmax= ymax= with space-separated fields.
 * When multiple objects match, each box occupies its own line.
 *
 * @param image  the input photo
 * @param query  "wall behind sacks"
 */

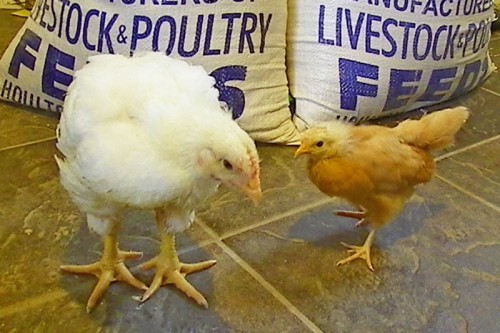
xmin=0 ymin=0 xmax=300 ymax=144
xmin=287 ymin=0 xmax=496 ymax=130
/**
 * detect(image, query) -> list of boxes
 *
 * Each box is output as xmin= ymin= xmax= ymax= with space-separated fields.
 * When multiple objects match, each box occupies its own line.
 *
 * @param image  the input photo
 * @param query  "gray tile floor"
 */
xmin=1 ymin=9 xmax=499 ymax=333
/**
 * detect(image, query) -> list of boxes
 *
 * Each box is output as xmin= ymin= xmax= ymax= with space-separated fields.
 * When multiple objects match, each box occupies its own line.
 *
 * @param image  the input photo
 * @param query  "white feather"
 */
xmin=56 ymin=52 xmax=257 ymax=236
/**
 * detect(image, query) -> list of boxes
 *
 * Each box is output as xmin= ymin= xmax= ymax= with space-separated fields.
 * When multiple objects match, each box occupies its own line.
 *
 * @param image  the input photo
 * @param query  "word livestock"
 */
xmin=30 ymin=0 xmax=272 ymax=56
xmin=319 ymin=6 xmax=491 ymax=61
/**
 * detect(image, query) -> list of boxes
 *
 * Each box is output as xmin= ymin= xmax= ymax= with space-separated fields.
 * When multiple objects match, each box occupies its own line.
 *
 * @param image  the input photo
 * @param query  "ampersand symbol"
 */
xmin=117 ymin=25 xmax=128 ymax=44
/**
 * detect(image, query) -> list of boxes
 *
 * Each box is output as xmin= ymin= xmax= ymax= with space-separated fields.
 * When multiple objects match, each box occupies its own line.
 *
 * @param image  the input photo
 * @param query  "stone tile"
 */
xmin=488 ymin=32 xmax=500 ymax=63
xmin=224 ymin=180 xmax=500 ymax=333
xmin=2 ymin=244 xmax=307 ymax=333
xmin=437 ymin=138 xmax=500 ymax=207
xmin=0 ymin=102 xmax=58 ymax=150
xmin=198 ymin=143 xmax=327 ymax=237
xmin=480 ymin=31 xmax=500 ymax=92
xmin=0 ymin=295 xmax=102 ymax=333
xmin=0 ymin=141 xmax=213 ymax=308
xmin=0 ymin=9 xmax=25 ymax=56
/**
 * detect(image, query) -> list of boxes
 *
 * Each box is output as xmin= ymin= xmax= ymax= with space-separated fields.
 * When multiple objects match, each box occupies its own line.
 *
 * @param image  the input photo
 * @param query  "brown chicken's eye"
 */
xmin=316 ymin=141 xmax=324 ymax=147
xmin=223 ymin=159 xmax=233 ymax=170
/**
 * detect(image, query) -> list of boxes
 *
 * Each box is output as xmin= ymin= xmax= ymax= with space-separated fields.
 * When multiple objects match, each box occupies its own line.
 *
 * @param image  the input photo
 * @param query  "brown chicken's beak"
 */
xmin=242 ymin=176 xmax=262 ymax=206
xmin=294 ymin=145 xmax=310 ymax=158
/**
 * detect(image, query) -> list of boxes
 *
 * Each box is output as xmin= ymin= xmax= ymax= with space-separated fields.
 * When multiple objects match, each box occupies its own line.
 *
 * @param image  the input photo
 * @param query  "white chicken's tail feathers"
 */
xmin=392 ymin=106 xmax=470 ymax=152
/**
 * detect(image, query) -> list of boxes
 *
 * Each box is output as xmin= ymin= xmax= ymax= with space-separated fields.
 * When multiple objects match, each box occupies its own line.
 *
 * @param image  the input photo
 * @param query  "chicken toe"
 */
xmin=139 ymin=233 xmax=216 ymax=307
xmin=60 ymin=236 xmax=147 ymax=312
xmin=336 ymin=230 xmax=376 ymax=271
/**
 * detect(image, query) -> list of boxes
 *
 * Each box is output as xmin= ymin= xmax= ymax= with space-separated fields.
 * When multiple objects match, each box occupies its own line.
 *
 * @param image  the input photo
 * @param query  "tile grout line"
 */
xmin=0 ymin=136 xmax=57 ymax=152
xmin=219 ymin=197 xmax=337 ymax=240
xmin=196 ymin=219 xmax=325 ymax=333
xmin=435 ymin=135 xmax=500 ymax=162
xmin=435 ymin=174 xmax=500 ymax=213
xmin=180 ymin=198 xmax=336 ymax=255
xmin=480 ymin=86 xmax=500 ymax=98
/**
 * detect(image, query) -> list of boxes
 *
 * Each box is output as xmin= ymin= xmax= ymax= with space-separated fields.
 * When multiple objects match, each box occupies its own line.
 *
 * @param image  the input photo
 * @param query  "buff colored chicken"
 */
xmin=295 ymin=107 xmax=469 ymax=271
xmin=55 ymin=52 xmax=261 ymax=312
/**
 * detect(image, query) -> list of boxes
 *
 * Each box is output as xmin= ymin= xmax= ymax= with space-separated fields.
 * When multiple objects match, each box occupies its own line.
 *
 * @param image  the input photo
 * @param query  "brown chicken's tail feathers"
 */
xmin=392 ymin=106 xmax=470 ymax=152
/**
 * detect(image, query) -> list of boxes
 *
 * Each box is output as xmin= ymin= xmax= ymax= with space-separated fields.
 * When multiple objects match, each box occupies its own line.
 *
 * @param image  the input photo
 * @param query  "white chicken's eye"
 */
xmin=316 ymin=141 xmax=324 ymax=147
xmin=223 ymin=159 xmax=233 ymax=170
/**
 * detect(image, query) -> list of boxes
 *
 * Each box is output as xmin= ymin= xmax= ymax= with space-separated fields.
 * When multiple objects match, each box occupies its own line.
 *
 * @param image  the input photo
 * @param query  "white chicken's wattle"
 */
xmin=55 ymin=52 xmax=261 ymax=312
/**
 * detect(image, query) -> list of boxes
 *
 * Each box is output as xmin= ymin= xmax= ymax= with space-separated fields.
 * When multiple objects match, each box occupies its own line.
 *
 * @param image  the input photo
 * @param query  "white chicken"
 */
xmin=55 ymin=52 xmax=262 ymax=312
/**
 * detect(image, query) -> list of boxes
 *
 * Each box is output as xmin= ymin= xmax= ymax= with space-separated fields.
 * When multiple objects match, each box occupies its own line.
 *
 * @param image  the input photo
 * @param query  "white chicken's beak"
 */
xmin=242 ymin=176 xmax=262 ymax=206
xmin=294 ymin=145 xmax=310 ymax=158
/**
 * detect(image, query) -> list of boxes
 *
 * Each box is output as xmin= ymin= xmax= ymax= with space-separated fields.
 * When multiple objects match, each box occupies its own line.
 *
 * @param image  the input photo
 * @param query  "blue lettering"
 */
xmin=336 ymin=7 xmax=342 ymax=46
xmin=178 ymin=15 xmax=203 ymax=57
xmin=239 ymin=13 xmax=257 ymax=54
xmin=384 ymin=69 xmax=421 ymax=111
xmin=418 ymin=67 xmax=457 ymax=102
xmin=451 ymin=60 xmax=481 ymax=98
xmin=422 ymin=0 xmax=438 ymax=15
xmin=439 ymin=0 xmax=452 ymax=16
xmin=65 ymin=3 xmax=82 ymax=45
xmin=259 ymin=13 xmax=272 ymax=53
xmin=399 ymin=21 xmax=416 ymax=60
xmin=366 ymin=14 xmax=381 ymax=55
xmin=443 ymin=25 xmax=459 ymax=60
xmin=414 ymin=24 xmax=432 ymax=60
xmin=131 ymin=15 xmax=152 ymax=55
xmin=203 ymin=14 xmax=221 ymax=56
xmin=395 ymin=0 xmax=409 ymax=11
xmin=432 ymin=25 xmax=447 ymax=60
xmin=83 ymin=9 xmax=99 ymax=51
xmin=345 ymin=9 xmax=365 ymax=50
xmin=42 ymin=45 xmax=75 ymax=101
xmin=382 ymin=18 xmax=397 ymax=57
xmin=339 ymin=58 xmax=378 ymax=111
xmin=8 ymin=29 xmax=42 ymax=78
xmin=57 ymin=0 xmax=70 ymax=38
xmin=462 ymin=23 xmax=477 ymax=56
xmin=47 ymin=0 xmax=56 ymax=32
xmin=210 ymin=66 xmax=247 ymax=119
xmin=221 ymin=13 xmax=241 ymax=54
xmin=98 ymin=12 xmax=119 ymax=53
xmin=411 ymin=0 xmax=423 ymax=12
xmin=152 ymin=16 xmax=176 ymax=54
xmin=318 ymin=5 xmax=334 ymax=45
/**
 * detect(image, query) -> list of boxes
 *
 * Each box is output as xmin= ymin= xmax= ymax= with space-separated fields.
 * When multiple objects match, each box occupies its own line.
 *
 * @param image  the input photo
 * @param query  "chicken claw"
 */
xmin=61 ymin=239 xmax=147 ymax=312
xmin=139 ymin=233 xmax=216 ymax=307
xmin=336 ymin=230 xmax=376 ymax=271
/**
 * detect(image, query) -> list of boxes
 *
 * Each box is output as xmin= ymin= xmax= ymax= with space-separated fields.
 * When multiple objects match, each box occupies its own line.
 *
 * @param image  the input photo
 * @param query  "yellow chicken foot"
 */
xmin=336 ymin=229 xmax=376 ymax=271
xmin=335 ymin=210 xmax=368 ymax=227
xmin=60 ymin=230 xmax=147 ymax=312
xmin=139 ymin=233 xmax=216 ymax=307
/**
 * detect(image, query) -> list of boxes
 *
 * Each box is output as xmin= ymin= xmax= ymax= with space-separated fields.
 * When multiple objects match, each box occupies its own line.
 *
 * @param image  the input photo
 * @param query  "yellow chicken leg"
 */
xmin=336 ymin=230 xmax=376 ymax=271
xmin=139 ymin=210 xmax=216 ymax=307
xmin=60 ymin=224 xmax=147 ymax=312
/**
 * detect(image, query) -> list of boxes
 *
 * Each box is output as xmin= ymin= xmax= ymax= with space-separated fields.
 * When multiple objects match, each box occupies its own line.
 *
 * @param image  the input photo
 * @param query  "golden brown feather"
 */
xmin=295 ymin=106 xmax=469 ymax=270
